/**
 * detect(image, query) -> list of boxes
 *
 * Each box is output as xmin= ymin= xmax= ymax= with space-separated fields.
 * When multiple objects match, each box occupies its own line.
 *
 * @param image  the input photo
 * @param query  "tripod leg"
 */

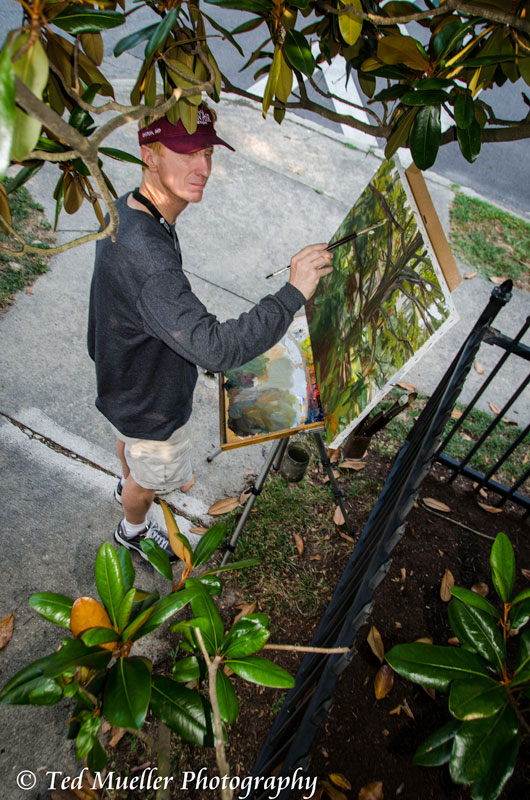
xmin=207 ymin=447 xmax=223 ymax=463
xmin=313 ymin=432 xmax=354 ymax=535
xmin=220 ymin=437 xmax=286 ymax=566
xmin=272 ymin=436 xmax=289 ymax=472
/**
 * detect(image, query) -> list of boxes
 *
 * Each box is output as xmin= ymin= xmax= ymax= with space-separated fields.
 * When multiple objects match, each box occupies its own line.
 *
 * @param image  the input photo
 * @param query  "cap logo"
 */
xmin=197 ymin=108 xmax=211 ymax=126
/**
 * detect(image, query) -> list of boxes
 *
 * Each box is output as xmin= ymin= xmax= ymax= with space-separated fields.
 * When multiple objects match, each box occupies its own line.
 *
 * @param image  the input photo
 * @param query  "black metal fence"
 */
xmin=245 ymin=280 xmax=520 ymax=800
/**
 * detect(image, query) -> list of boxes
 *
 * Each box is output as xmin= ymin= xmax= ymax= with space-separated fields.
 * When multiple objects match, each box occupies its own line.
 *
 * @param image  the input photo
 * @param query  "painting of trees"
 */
xmin=306 ymin=158 xmax=456 ymax=447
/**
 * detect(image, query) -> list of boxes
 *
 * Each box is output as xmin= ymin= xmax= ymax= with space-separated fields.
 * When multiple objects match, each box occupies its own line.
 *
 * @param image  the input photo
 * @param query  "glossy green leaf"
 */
xmin=29 ymin=592 xmax=73 ymax=628
xmin=460 ymin=54 xmax=516 ymax=68
xmin=450 ymin=587 xmax=498 ymax=618
xmin=5 ymin=163 xmax=43 ymax=193
xmin=283 ymin=30 xmax=315 ymax=78
xmin=201 ymin=557 xmax=259 ymax=577
xmin=145 ymin=9 xmax=179 ymax=62
xmin=87 ymin=735 xmax=107 ymax=774
xmin=95 ymin=542 xmax=125 ymax=628
xmin=52 ymin=6 xmax=124 ymax=35
xmin=103 ymin=657 xmax=151 ymax=730
xmin=116 ymin=546 xmax=135 ymax=592
xmin=373 ymin=84 xmax=408 ymax=103
xmin=99 ymin=147 xmax=146 ymax=168
xmin=410 ymin=104 xmax=440 ymax=169
xmin=172 ymin=656 xmax=202 ymax=683
xmin=449 ymin=677 xmax=508 ymax=721
xmin=131 ymin=586 xmax=201 ymax=641
xmin=27 ymin=678 xmax=63 ymax=706
xmin=490 ymin=533 xmax=515 ymax=604
xmin=0 ymin=47 xmax=15 ymax=177
xmin=512 ymin=587 xmax=530 ymax=605
xmin=140 ymin=538 xmax=173 ymax=581
xmin=117 ymin=587 xmax=137 ymax=632
xmin=76 ymin=714 xmax=101 ymax=759
xmin=188 ymin=579 xmax=224 ymax=650
xmin=216 ymin=668 xmax=239 ymax=723
xmin=44 ymin=639 xmax=112 ymax=678
xmin=114 ymin=23 xmax=158 ymax=57
xmin=510 ymin=598 xmax=530 ymax=632
xmin=11 ymin=34 xmax=49 ymax=160
xmin=450 ymin=704 xmax=518 ymax=784
xmin=432 ymin=19 xmax=463 ymax=60
xmin=0 ymin=655 xmax=53 ymax=702
xmin=221 ymin=614 xmax=270 ymax=658
xmin=413 ymin=77 xmax=455 ymax=90
xmin=470 ymin=735 xmax=520 ymax=800
xmin=384 ymin=107 xmax=418 ymax=159
xmin=192 ymin=522 xmax=227 ymax=568
xmin=120 ymin=606 xmax=154 ymax=643
xmin=196 ymin=574 xmax=222 ymax=596
xmin=457 ymin=118 xmax=482 ymax=163
xmin=413 ymin=718 xmax=459 ymax=766
xmin=206 ymin=0 xmax=272 ymax=12
xmin=225 ymin=655 xmax=294 ymax=688
xmin=401 ymin=89 xmax=449 ymax=105
xmin=200 ymin=11 xmax=244 ymax=57
xmin=454 ymin=92 xmax=474 ymax=130
xmin=448 ymin=599 xmax=505 ymax=669
xmin=358 ymin=72 xmax=375 ymax=99
xmin=80 ymin=627 xmax=119 ymax=647
xmin=513 ymin=630 xmax=530 ymax=685
xmin=187 ymin=617 xmax=218 ymax=656
xmin=150 ymin=675 xmax=214 ymax=746
xmin=385 ymin=643 xmax=490 ymax=692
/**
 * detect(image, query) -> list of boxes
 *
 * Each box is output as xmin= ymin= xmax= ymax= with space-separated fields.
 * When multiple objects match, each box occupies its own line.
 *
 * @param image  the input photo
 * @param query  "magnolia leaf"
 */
xmin=0 ymin=613 xmax=14 ymax=650
xmin=159 ymin=499 xmax=192 ymax=565
xmin=397 ymin=381 xmax=416 ymax=391
xmin=262 ymin=45 xmax=281 ymax=117
xmin=410 ymin=104 xmax=441 ymax=170
xmin=320 ymin=781 xmax=347 ymax=800
xmin=189 ymin=525 xmax=208 ymax=535
xmin=358 ymin=780 xmax=384 ymax=800
xmin=329 ymin=774 xmax=351 ymax=791
xmin=440 ymin=569 xmax=455 ymax=602
xmin=457 ymin=118 xmax=482 ymax=163
xmin=423 ymin=497 xmax=451 ymax=512
xmin=338 ymin=0 xmax=363 ymax=47
xmin=491 ymin=532 xmax=515 ymax=603
xmin=11 ymin=34 xmax=49 ymax=160
xmin=415 ymin=637 xmax=433 ymax=645
xmin=29 ymin=592 xmax=73 ymax=628
xmin=474 ymin=360 xmax=485 ymax=374
xmin=293 ymin=533 xmax=304 ymax=556
xmin=283 ymin=29 xmax=315 ymax=78
xmin=208 ymin=497 xmax=240 ymax=515
xmin=367 ymin=625 xmax=385 ymax=663
xmin=477 ymin=502 xmax=503 ymax=514
xmin=374 ymin=664 xmax=394 ymax=699
xmin=80 ymin=32 xmax=103 ymax=66
xmin=413 ymin=719 xmax=459 ymax=767
xmin=472 ymin=583 xmax=489 ymax=597
xmin=464 ymin=271 xmax=478 ymax=279
xmin=450 ymin=704 xmax=518 ymax=784
xmin=70 ymin=596 xmax=115 ymax=644
xmin=378 ymin=33 xmax=429 ymax=72
xmin=488 ymin=402 xmax=501 ymax=415
xmin=339 ymin=530 xmax=355 ymax=543
xmin=333 ymin=506 xmax=345 ymax=526
xmin=339 ymin=460 xmax=366 ymax=470
xmin=103 ymin=657 xmax=151 ymax=730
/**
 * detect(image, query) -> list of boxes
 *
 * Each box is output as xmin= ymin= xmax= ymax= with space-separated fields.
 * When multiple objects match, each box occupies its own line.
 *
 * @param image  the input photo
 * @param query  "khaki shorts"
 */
xmin=111 ymin=422 xmax=193 ymax=493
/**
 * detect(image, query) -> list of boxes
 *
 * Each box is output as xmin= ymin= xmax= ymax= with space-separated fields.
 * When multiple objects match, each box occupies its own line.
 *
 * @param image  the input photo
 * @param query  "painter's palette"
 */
xmin=219 ymin=313 xmax=324 ymax=450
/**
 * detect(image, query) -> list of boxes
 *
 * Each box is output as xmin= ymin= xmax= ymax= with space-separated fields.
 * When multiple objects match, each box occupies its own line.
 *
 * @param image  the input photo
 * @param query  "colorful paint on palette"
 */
xmin=224 ymin=315 xmax=323 ymax=438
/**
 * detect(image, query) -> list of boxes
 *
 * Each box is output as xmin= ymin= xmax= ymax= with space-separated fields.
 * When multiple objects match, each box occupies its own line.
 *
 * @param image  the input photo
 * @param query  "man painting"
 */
xmin=88 ymin=103 xmax=332 ymax=559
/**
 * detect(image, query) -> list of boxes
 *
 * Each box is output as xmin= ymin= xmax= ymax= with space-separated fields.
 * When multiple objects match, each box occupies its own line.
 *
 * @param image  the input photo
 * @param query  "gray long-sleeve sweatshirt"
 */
xmin=87 ymin=194 xmax=305 ymax=440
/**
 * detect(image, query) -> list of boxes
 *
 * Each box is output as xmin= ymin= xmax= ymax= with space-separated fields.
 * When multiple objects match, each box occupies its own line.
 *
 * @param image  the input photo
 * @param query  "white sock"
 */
xmin=122 ymin=518 xmax=148 ymax=538
xmin=120 ymin=476 xmax=127 ymax=487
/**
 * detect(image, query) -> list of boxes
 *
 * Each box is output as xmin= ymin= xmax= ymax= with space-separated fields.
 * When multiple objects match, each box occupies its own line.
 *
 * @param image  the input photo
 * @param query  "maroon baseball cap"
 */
xmin=138 ymin=107 xmax=235 ymax=154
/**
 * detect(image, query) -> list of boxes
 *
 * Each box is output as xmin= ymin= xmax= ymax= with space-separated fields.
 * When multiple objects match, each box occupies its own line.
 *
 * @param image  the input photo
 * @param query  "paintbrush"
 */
xmin=265 ymin=220 xmax=387 ymax=280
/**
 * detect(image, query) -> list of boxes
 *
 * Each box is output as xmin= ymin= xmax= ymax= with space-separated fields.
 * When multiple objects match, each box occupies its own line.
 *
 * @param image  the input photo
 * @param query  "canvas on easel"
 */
xmin=218 ymin=157 xmax=459 ymax=451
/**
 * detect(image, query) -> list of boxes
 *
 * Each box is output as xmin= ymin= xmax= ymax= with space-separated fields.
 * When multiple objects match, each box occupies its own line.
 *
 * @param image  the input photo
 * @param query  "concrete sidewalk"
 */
xmin=1 ymin=95 xmax=529 ymax=798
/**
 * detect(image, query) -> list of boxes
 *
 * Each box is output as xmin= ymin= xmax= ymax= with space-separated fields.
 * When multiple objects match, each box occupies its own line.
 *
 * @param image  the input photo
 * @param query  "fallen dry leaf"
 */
xmin=451 ymin=408 xmax=463 ymax=419
xmin=358 ymin=780 xmax=384 ymax=800
xmin=323 ymin=469 xmax=341 ymax=483
xmin=0 ymin=613 xmax=14 ymax=650
xmin=397 ymin=381 xmax=416 ymax=392
xmin=460 ymin=432 xmax=474 ymax=442
xmin=522 ymin=569 xmax=530 ymax=582
xmin=415 ymin=637 xmax=433 ymax=645
xmin=472 ymin=582 xmax=489 ymax=597
xmin=239 ymin=489 xmax=252 ymax=505
xmin=477 ymin=502 xmax=503 ymax=514
xmin=328 ymin=448 xmax=340 ymax=463
xmin=423 ymin=497 xmax=451 ymax=513
xmin=401 ymin=697 xmax=415 ymax=720
xmin=440 ymin=568 xmax=455 ymax=602
xmin=189 ymin=525 xmax=208 ymax=535
xmin=464 ymin=270 xmax=478 ymax=279
xmin=367 ymin=625 xmax=385 ymax=663
xmin=338 ymin=530 xmax=355 ymax=543
xmin=333 ymin=506 xmax=345 ymax=526
xmin=389 ymin=705 xmax=402 ymax=715
xmin=422 ymin=686 xmax=436 ymax=700
xmin=448 ymin=637 xmax=460 ymax=647
xmin=309 ymin=554 xmax=322 ymax=561
xmin=293 ymin=533 xmax=304 ymax=556
xmin=488 ymin=402 xmax=502 ymax=415
xmin=321 ymin=780 xmax=348 ymax=800
xmin=339 ymin=460 xmax=367 ymax=471
xmin=474 ymin=360 xmax=485 ymax=375
xmin=329 ymin=774 xmax=352 ymax=791
xmin=25 ymin=288 xmax=34 ymax=295
xmin=503 ymin=417 xmax=517 ymax=426
xmin=395 ymin=621 xmax=402 ymax=629
xmin=374 ymin=664 xmax=394 ymax=699
xmin=478 ymin=487 xmax=488 ymax=498
xmin=208 ymin=497 xmax=240 ymax=515
xmin=234 ymin=601 xmax=257 ymax=624
xmin=109 ymin=727 xmax=126 ymax=748
xmin=489 ymin=275 xmax=506 ymax=285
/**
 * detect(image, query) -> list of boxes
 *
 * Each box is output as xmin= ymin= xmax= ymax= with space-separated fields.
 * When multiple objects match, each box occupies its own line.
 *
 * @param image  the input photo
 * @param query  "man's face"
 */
xmin=146 ymin=144 xmax=213 ymax=209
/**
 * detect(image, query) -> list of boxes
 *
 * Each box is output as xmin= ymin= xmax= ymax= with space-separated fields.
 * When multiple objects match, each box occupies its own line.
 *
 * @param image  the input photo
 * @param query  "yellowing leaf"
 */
xmin=440 ymin=569 xmax=455 ymax=602
xmin=328 ymin=448 xmax=340 ymax=462
xmin=321 ymin=780 xmax=348 ymax=800
xmin=367 ymin=625 xmax=385 ymax=663
xmin=293 ymin=533 xmax=304 ymax=556
xmin=358 ymin=780 xmax=384 ymax=800
xmin=488 ymin=402 xmax=501 ymax=415
xmin=11 ymin=34 xmax=49 ymax=160
xmin=339 ymin=460 xmax=366 ymax=470
xmin=378 ymin=33 xmax=429 ymax=72
xmin=464 ymin=270 xmax=478 ymax=279
xmin=329 ymin=774 xmax=351 ymax=791
xmin=208 ymin=497 xmax=240 ymax=515
xmin=333 ymin=506 xmax=345 ymax=526
xmin=477 ymin=502 xmax=503 ymax=514
xmin=374 ymin=664 xmax=394 ymax=699
xmin=70 ymin=597 xmax=116 ymax=649
xmin=0 ymin=613 xmax=14 ymax=650
xmin=160 ymin=499 xmax=192 ymax=566
xmin=423 ymin=497 xmax=451 ymax=512
xmin=275 ymin=48 xmax=293 ymax=104
xmin=338 ymin=0 xmax=363 ymax=47
xmin=474 ymin=360 xmax=485 ymax=374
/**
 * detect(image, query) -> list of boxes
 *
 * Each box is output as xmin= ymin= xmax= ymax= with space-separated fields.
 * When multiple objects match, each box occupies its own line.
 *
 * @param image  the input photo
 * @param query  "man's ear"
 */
xmin=140 ymin=144 xmax=157 ymax=171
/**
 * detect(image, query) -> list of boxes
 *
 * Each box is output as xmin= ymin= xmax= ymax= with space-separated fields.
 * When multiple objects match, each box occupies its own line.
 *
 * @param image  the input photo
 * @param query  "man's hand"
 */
xmin=288 ymin=243 xmax=333 ymax=301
